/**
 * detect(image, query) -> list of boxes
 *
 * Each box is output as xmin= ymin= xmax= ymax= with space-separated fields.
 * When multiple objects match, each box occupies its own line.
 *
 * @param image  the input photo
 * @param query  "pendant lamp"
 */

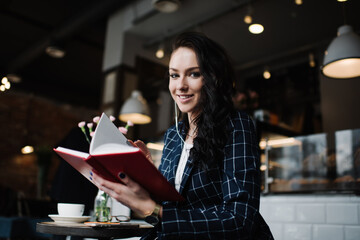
xmin=118 ymin=90 xmax=151 ymax=124
xmin=152 ymin=0 xmax=180 ymax=13
xmin=322 ymin=25 xmax=360 ymax=79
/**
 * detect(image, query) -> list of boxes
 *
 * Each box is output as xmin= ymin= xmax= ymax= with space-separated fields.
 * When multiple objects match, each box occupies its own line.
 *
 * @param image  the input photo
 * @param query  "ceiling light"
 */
xmin=119 ymin=90 xmax=152 ymax=124
xmin=156 ymin=48 xmax=164 ymax=59
xmin=295 ymin=0 xmax=303 ymax=5
xmin=322 ymin=25 xmax=360 ymax=79
xmin=263 ymin=68 xmax=271 ymax=79
xmin=249 ymin=23 xmax=264 ymax=34
xmin=337 ymin=0 xmax=347 ymax=2
xmin=45 ymin=45 xmax=66 ymax=58
xmin=156 ymin=43 xmax=165 ymax=59
xmin=244 ymin=14 xmax=252 ymax=24
xmin=21 ymin=145 xmax=34 ymax=154
xmin=152 ymin=0 xmax=181 ymax=13
xmin=1 ymin=77 xmax=11 ymax=91
xmin=244 ymin=4 xmax=253 ymax=24
xmin=1 ymin=77 xmax=8 ymax=84
xmin=4 ymin=81 xmax=10 ymax=89
xmin=309 ymin=53 xmax=316 ymax=68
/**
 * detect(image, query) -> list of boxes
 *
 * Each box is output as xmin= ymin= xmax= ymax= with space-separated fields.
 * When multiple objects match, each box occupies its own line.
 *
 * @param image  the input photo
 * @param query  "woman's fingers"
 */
xmin=118 ymin=172 xmax=129 ymax=185
xmin=127 ymin=139 xmax=137 ymax=147
xmin=92 ymin=171 xmax=120 ymax=191
xmin=127 ymin=139 xmax=153 ymax=163
xmin=92 ymin=171 xmax=138 ymax=198
xmin=91 ymin=170 xmax=155 ymax=216
xmin=133 ymin=140 xmax=153 ymax=163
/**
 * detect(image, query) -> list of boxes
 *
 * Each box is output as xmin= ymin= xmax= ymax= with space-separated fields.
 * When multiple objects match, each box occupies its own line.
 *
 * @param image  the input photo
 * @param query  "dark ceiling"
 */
xmin=1 ymin=0 xmax=360 ymax=110
xmin=0 ymin=0 xmax=132 ymax=109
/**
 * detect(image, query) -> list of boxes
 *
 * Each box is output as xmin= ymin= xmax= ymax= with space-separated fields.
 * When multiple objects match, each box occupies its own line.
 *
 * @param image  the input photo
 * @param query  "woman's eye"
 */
xmin=169 ymin=73 xmax=179 ymax=79
xmin=190 ymin=72 xmax=201 ymax=78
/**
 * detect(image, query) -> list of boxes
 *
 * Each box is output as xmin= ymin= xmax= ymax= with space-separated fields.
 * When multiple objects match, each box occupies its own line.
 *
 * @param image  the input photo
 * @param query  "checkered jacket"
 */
xmin=142 ymin=111 xmax=273 ymax=240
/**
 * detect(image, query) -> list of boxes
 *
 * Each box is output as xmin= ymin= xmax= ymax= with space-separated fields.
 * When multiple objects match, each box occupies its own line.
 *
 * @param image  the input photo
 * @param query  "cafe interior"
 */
xmin=1 ymin=0 xmax=360 ymax=239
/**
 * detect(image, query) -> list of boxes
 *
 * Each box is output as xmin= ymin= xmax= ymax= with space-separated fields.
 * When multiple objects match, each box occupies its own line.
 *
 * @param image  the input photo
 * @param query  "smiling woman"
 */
xmin=91 ymin=32 xmax=274 ymax=239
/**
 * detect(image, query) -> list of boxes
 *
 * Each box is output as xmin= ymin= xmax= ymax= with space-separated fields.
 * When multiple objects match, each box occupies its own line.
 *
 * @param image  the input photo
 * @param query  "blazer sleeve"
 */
xmin=158 ymin=113 xmax=264 ymax=239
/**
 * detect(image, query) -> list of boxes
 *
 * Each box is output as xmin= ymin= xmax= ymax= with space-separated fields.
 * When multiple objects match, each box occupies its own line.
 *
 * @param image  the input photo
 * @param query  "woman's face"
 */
xmin=168 ymin=47 xmax=204 ymax=119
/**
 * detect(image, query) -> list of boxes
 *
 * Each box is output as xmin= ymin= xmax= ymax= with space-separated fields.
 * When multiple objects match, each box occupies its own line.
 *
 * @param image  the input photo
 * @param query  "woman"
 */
xmin=92 ymin=32 xmax=273 ymax=239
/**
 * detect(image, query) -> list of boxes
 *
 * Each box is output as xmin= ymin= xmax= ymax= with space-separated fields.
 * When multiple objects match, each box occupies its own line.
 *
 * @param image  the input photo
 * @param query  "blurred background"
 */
xmin=1 ymin=0 xmax=360 ymax=238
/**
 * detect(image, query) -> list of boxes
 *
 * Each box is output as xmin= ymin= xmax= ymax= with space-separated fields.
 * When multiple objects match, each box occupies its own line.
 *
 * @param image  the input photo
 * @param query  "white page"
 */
xmin=56 ymin=147 xmax=90 ymax=158
xmin=90 ymin=113 xmax=138 ymax=155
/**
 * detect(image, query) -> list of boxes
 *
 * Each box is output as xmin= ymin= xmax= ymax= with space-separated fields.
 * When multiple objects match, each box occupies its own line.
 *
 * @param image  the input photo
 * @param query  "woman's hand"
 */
xmin=128 ymin=140 xmax=153 ymax=163
xmin=92 ymin=171 xmax=156 ymax=217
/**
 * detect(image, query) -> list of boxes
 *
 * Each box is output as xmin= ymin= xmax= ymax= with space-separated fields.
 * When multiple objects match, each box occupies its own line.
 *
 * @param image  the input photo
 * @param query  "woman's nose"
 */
xmin=176 ymin=75 xmax=188 ymax=90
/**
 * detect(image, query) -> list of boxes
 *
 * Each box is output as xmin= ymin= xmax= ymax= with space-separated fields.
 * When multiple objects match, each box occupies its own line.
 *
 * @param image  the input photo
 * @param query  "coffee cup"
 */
xmin=57 ymin=203 xmax=85 ymax=216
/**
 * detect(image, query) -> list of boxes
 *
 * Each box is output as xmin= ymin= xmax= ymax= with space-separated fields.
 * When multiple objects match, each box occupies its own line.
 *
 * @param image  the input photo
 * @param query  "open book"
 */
xmin=54 ymin=113 xmax=184 ymax=202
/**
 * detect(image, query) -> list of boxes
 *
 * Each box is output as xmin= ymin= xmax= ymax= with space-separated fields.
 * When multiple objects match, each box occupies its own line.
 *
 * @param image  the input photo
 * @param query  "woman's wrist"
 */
xmin=159 ymin=205 xmax=163 ymax=218
xmin=143 ymin=200 xmax=157 ymax=216
xmin=144 ymin=202 xmax=162 ymax=226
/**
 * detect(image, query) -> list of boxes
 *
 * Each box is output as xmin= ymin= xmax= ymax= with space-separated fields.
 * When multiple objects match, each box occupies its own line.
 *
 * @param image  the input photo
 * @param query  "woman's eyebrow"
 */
xmin=169 ymin=67 xmax=200 ymax=71
xmin=186 ymin=67 xmax=200 ymax=71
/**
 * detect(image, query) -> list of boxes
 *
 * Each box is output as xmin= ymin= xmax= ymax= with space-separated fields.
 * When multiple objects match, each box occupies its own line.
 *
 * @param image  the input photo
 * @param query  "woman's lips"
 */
xmin=177 ymin=94 xmax=193 ymax=103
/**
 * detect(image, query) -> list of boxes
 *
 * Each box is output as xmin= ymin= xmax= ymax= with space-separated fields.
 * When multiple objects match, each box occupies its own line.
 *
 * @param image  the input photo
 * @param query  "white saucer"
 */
xmin=48 ymin=214 xmax=91 ymax=223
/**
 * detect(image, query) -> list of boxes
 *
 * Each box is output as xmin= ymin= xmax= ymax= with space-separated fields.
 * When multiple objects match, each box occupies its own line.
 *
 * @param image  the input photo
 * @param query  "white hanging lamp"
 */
xmin=152 ymin=0 xmax=181 ymax=13
xmin=322 ymin=25 xmax=360 ymax=79
xmin=119 ymin=90 xmax=151 ymax=124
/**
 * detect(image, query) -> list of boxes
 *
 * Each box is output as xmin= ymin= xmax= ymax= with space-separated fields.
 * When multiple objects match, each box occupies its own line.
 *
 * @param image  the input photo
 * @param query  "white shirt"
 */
xmin=175 ymin=142 xmax=193 ymax=192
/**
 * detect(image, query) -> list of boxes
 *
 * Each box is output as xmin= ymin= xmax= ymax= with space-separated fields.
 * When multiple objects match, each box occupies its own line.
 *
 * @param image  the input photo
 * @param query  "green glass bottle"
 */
xmin=94 ymin=190 xmax=112 ymax=222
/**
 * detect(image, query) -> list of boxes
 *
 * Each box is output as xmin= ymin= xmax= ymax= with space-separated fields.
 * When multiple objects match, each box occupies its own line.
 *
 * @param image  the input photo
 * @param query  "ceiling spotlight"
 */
xmin=295 ymin=0 xmax=303 ymax=5
xmin=1 ymin=77 xmax=8 ymax=84
xmin=309 ymin=53 xmax=316 ymax=68
xmin=4 ymin=81 xmax=10 ymax=89
xmin=337 ymin=0 xmax=347 ymax=2
xmin=21 ymin=145 xmax=34 ymax=154
xmin=45 ymin=45 xmax=66 ymax=58
xmin=249 ymin=23 xmax=264 ymax=34
xmin=152 ymin=0 xmax=181 ymax=13
xmin=263 ymin=68 xmax=271 ymax=79
xmin=1 ymin=77 xmax=10 ymax=91
xmin=244 ymin=4 xmax=253 ymax=24
xmin=244 ymin=14 xmax=252 ymax=24
xmin=156 ymin=43 xmax=165 ymax=59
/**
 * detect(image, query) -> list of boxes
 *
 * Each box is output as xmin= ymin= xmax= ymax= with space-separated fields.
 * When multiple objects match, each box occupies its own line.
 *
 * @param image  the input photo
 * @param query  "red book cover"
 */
xmin=54 ymin=113 xmax=184 ymax=202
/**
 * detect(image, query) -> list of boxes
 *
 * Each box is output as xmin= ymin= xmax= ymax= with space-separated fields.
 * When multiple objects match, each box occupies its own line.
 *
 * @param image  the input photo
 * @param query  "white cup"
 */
xmin=57 ymin=203 xmax=85 ymax=216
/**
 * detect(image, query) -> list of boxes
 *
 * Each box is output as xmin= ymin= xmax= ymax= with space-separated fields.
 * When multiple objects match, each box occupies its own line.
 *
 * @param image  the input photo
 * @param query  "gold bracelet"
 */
xmin=145 ymin=203 xmax=161 ymax=217
xmin=144 ymin=203 xmax=161 ymax=226
xmin=152 ymin=203 xmax=161 ymax=217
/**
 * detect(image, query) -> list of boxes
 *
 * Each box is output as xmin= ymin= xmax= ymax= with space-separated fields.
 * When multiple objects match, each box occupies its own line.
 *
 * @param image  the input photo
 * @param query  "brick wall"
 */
xmin=260 ymin=194 xmax=360 ymax=240
xmin=0 ymin=91 xmax=100 ymax=198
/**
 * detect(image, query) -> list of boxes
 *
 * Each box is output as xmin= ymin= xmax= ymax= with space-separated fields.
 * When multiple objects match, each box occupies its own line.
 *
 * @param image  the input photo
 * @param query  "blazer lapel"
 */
xmin=164 ymin=136 xmax=183 ymax=186
xmin=178 ymin=155 xmax=195 ymax=195
xmin=164 ymin=126 xmax=195 ymax=195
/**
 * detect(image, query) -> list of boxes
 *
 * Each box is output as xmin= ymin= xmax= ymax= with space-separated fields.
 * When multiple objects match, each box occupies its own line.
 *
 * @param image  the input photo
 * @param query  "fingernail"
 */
xmin=90 ymin=171 xmax=93 ymax=176
xmin=89 ymin=176 xmax=93 ymax=181
xmin=119 ymin=172 xmax=126 ymax=179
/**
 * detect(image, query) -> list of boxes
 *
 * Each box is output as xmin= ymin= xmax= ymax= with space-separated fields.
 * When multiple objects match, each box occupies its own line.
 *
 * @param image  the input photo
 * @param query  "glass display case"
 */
xmin=261 ymin=128 xmax=360 ymax=194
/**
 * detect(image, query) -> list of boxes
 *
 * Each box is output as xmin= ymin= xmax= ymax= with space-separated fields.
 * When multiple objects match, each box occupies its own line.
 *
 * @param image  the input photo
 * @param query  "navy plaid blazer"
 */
xmin=142 ymin=111 xmax=273 ymax=240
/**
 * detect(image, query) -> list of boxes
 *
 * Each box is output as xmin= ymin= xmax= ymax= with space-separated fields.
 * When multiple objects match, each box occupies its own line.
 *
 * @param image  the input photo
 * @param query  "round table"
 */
xmin=36 ymin=221 xmax=152 ymax=240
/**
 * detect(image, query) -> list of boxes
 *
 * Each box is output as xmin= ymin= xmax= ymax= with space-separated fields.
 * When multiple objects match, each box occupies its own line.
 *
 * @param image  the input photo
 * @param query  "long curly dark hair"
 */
xmin=172 ymin=32 xmax=236 ymax=170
